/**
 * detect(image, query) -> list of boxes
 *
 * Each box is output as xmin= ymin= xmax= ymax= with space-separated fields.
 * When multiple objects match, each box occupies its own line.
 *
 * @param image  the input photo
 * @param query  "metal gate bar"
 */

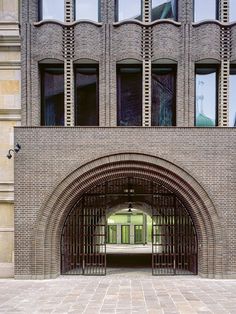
xmin=152 ymin=188 xmax=197 ymax=275
xmin=61 ymin=177 xmax=197 ymax=276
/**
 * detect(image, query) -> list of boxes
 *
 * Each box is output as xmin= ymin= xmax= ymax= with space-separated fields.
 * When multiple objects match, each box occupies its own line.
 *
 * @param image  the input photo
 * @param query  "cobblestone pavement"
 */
xmin=0 ymin=269 xmax=236 ymax=314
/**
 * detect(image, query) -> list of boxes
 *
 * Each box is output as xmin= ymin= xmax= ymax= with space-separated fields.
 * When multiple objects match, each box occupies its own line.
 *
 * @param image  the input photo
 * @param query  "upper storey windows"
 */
xmin=194 ymin=1 xmax=236 ymax=22
xmin=152 ymin=65 xmax=176 ymax=126
xmin=115 ymin=0 xmax=177 ymax=22
xmin=229 ymin=0 xmax=236 ymax=22
xmin=152 ymin=0 xmax=177 ymax=21
xmin=117 ymin=65 xmax=142 ymax=126
xmin=40 ymin=0 xmax=100 ymax=22
xmin=195 ymin=66 xmax=218 ymax=127
xmin=40 ymin=0 xmax=179 ymax=23
xmin=116 ymin=0 xmax=141 ymax=22
xmin=41 ymin=0 xmax=64 ymax=21
xmin=194 ymin=0 xmax=217 ymax=22
xmin=75 ymin=0 xmax=100 ymax=22
xmin=229 ymin=67 xmax=236 ymax=127
xmin=41 ymin=66 xmax=64 ymax=126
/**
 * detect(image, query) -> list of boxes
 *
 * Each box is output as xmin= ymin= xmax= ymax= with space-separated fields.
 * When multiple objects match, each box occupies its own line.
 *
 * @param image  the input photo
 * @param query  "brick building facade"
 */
xmin=12 ymin=0 xmax=236 ymax=278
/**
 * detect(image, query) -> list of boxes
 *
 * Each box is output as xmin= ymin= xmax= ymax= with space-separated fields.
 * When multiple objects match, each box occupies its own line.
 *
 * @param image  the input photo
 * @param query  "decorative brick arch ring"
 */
xmin=33 ymin=153 xmax=223 ymax=279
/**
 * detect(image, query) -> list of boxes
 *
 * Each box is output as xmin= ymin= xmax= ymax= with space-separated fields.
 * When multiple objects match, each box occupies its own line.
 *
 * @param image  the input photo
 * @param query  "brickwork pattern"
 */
xmin=20 ymin=0 xmax=236 ymax=127
xmin=16 ymin=0 xmax=236 ymax=279
xmin=14 ymin=127 xmax=236 ymax=279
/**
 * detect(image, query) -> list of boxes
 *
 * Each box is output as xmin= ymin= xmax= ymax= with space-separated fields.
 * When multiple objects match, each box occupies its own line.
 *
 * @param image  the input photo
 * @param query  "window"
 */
xmin=151 ymin=66 xmax=176 ymax=126
xmin=75 ymin=66 xmax=99 ymax=126
xmin=75 ymin=0 xmax=100 ymax=21
xmin=134 ymin=225 xmax=143 ymax=244
xmin=115 ymin=0 xmax=141 ymax=22
xmin=229 ymin=67 xmax=236 ymax=127
xmin=117 ymin=65 xmax=142 ymax=126
xmin=40 ymin=0 xmax=64 ymax=21
xmin=121 ymin=225 xmax=130 ymax=244
xmin=41 ymin=66 xmax=64 ymax=126
xmin=194 ymin=0 xmax=217 ymax=22
xmin=107 ymin=225 xmax=117 ymax=244
xmin=229 ymin=0 xmax=236 ymax=22
xmin=195 ymin=66 xmax=218 ymax=127
xmin=152 ymin=0 xmax=177 ymax=21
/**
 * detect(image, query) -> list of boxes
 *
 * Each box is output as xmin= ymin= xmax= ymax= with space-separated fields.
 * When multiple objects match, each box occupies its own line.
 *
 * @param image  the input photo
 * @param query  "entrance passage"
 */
xmin=106 ymin=209 xmax=152 ymax=268
xmin=61 ymin=177 xmax=197 ymax=276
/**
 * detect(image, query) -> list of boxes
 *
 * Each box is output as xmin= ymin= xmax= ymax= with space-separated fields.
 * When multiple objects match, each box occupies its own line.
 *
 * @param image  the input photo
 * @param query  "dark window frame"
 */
xmin=151 ymin=64 xmax=177 ymax=126
xmin=115 ymin=0 xmax=143 ymax=22
xmin=151 ymin=0 xmax=178 ymax=22
xmin=194 ymin=64 xmax=219 ymax=127
xmin=117 ymin=64 xmax=143 ymax=126
xmin=40 ymin=64 xmax=64 ymax=126
xmin=193 ymin=0 xmax=219 ymax=22
xmin=74 ymin=64 xmax=99 ymax=126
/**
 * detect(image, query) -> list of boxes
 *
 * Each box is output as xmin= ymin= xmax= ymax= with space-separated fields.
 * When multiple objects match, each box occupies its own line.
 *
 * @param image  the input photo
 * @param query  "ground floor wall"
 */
xmin=14 ymin=127 xmax=236 ymax=279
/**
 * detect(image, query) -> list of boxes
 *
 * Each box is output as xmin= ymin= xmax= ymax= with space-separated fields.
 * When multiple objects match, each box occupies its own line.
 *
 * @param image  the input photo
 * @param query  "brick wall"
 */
xmin=14 ymin=127 xmax=236 ymax=279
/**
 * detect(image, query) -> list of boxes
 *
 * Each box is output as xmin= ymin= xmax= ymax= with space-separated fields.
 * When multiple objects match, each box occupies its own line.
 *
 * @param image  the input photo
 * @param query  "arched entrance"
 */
xmin=32 ymin=153 xmax=222 ymax=279
xmin=60 ymin=177 xmax=197 ymax=276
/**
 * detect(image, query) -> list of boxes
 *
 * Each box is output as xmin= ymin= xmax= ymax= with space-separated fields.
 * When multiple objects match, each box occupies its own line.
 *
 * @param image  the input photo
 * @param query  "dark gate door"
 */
xmin=61 ymin=177 xmax=197 ymax=276
xmin=61 ymin=195 xmax=106 ymax=275
xmin=152 ymin=188 xmax=197 ymax=275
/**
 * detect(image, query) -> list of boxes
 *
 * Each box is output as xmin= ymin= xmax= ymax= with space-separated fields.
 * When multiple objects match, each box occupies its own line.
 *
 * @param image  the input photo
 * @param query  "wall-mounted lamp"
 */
xmin=6 ymin=143 xmax=21 ymax=159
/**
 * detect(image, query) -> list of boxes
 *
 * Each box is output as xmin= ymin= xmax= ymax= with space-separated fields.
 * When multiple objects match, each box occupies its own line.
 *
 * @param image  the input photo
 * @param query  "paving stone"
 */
xmin=0 ymin=273 xmax=236 ymax=313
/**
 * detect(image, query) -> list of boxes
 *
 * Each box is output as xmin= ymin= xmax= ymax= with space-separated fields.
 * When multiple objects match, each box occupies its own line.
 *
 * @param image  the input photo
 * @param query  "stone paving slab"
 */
xmin=0 ymin=269 xmax=236 ymax=314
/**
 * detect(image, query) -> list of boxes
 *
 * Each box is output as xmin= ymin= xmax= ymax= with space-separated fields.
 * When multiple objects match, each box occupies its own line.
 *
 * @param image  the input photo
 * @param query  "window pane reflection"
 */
xmin=76 ymin=0 xmax=99 ymax=21
xmin=152 ymin=0 xmax=177 ymax=21
xmin=75 ymin=67 xmax=99 ymax=126
xmin=117 ymin=66 xmax=142 ymax=126
xmin=229 ymin=68 xmax=236 ymax=127
xmin=41 ymin=66 xmax=64 ymax=126
xmin=151 ymin=66 xmax=176 ymax=126
xmin=194 ymin=0 xmax=216 ymax=22
xmin=42 ymin=0 xmax=64 ymax=20
xmin=116 ymin=0 xmax=141 ymax=21
xmin=195 ymin=67 xmax=217 ymax=127
xmin=229 ymin=0 xmax=236 ymax=22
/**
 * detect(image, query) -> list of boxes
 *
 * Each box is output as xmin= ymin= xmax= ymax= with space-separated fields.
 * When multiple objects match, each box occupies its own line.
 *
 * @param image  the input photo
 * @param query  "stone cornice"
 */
xmin=0 ymin=109 xmax=21 ymax=121
xmin=0 ymin=61 xmax=21 ymax=69
xmin=0 ymin=183 xmax=14 ymax=203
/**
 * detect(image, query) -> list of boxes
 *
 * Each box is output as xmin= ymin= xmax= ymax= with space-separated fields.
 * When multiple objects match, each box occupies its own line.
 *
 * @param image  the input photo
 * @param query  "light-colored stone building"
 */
xmin=0 ymin=0 xmax=20 ymax=278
